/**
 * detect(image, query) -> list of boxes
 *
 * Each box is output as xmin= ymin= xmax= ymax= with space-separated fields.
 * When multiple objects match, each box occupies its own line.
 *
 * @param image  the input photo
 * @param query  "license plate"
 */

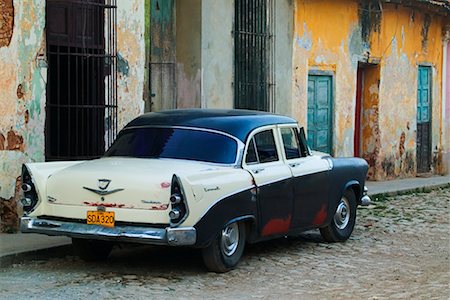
xmin=87 ymin=211 xmax=115 ymax=227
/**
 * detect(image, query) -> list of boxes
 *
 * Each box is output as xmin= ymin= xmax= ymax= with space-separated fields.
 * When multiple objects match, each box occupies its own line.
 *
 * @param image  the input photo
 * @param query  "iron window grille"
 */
xmin=234 ymin=0 xmax=275 ymax=112
xmin=45 ymin=0 xmax=117 ymax=161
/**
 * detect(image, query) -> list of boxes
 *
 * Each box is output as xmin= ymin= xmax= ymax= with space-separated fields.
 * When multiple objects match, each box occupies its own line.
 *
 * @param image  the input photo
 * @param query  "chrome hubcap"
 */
xmin=334 ymin=197 xmax=350 ymax=230
xmin=221 ymin=223 xmax=239 ymax=257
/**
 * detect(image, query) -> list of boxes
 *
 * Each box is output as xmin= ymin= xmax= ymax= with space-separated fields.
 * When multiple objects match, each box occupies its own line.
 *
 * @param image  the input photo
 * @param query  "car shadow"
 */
xmin=81 ymin=229 xmax=326 ymax=274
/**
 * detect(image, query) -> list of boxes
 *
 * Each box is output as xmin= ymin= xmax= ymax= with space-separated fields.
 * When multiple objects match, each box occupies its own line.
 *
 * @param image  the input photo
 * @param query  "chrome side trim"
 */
xmin=20 ymin=217 xmax=196 ymax=246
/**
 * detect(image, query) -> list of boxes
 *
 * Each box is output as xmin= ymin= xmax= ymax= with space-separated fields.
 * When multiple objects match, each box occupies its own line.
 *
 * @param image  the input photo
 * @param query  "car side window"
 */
xmin=253 ymin=130 xmax=279 ymax=163
xmin=280 ymin=127 xmax=301 ymax=160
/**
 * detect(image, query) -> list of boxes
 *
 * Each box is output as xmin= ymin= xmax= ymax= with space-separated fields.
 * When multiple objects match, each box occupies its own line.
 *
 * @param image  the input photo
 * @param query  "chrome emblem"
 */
xmin=98 ymin=179 xmax=111 ymax=190
xmin=83 ymin=179 xmax=124 ymax=196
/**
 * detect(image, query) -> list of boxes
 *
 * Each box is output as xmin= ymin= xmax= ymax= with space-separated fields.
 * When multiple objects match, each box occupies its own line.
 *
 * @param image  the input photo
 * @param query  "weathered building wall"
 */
xmin=0 ymin=1 xmax=146 ymax=231
xmin=293 ymin=0 xmax=446 ymax=179
xmin=201 ymin=0 xmax=234 ymax=108
xmin=293 ymin=0 xmax=361 ymax=157
xmin=372 ymin=5 xmax=444 ymax=179
xmin=0 ymin=1 xmax=46 ymax=231
xmin=116 ymin=0 xmax=146 ymax=129
xmin=444 ymin=37 xmax=450 ymax=174
xmin=176 ymin=0 xmax=201 ymax=109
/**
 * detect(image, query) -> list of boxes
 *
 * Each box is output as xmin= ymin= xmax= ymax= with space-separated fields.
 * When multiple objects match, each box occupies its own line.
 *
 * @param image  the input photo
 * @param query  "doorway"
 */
xmin=416 ymin=66 xmax=432 ymax=173
xmin=307 ymin=74 xmax=333 ymax=154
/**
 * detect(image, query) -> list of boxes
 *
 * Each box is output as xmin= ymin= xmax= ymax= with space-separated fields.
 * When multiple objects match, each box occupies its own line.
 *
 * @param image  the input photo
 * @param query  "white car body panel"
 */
xmin=26 ymin=157 xmax=254 ymax=226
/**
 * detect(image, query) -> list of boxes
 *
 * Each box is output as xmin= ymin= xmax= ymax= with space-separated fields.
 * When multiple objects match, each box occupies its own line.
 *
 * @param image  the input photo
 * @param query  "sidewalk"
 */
xmin=0 ymin=175 xmax=449 ymax=267
xmin=366 ymin=174 xmax=450 ymax=196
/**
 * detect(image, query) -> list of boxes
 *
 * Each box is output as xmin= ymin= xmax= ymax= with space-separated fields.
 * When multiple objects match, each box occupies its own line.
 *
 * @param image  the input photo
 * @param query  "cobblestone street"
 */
xmin=0 ymin=188 xmax=449 ymax=299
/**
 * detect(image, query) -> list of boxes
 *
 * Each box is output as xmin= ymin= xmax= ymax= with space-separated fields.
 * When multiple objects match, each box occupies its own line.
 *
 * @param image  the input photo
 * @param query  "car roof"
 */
xmin=124 ymin=109 xmax=297 ymax=142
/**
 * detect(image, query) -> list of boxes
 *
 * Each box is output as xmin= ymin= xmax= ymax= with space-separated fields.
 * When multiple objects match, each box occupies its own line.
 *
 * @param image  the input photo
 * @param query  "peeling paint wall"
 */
xmin=116 ymin=0 xmax=146 ymax=129
xmin=0 ymin=1 xmax=146 ymax=231
xmin=0 ymin=1 xmax=46 ymax=231
xmin=361 ymin=64 xmax=381 ymax=179
xmin=293 ymin=0 xmax=446 ymax=179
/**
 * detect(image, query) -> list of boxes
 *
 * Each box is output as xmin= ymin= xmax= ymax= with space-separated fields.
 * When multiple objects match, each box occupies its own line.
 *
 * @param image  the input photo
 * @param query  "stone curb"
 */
xmin=0 ymin=244 xmax=73 ymax=268
xmin=367 ymin=182 xmax=450 ymax=199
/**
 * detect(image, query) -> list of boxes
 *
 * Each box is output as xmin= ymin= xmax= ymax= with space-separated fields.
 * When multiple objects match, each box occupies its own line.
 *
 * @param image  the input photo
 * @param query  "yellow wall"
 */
xmin=293 ymin=0 xmax=446 ymax=179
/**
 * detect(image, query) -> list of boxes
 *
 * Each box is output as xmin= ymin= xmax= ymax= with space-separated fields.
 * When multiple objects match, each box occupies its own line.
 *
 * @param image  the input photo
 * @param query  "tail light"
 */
xmin=169 ymin=175 xmax=189 ymax=226
xmin=21 ymin=165 xmax=39 ymax=213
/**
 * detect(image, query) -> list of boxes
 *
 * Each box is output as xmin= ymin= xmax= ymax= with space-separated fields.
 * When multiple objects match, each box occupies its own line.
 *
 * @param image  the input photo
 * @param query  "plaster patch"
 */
xmin=296 ymin=23 xmax=312 ymax=51
xmin=117 ymin=53 xmax=130 ymax=76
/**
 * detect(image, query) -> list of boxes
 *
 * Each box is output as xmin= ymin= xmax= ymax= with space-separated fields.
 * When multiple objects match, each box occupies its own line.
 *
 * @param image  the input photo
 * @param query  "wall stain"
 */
xmin=0 ymin=133 xmax=5 ymax=150
xmin=0 ymin=0 xmax=14 ymax=47
xmin=381 ymin=156 xmax=395 ymax=178
xmin=24 ymin=110 xmax=29 ymax=124
xmin=359 ymin=0 xmax=382 ymax=45
xmin=6 ymin=130 xmax=24 ymax=151
xmin=404 ymin=151 xmax=415 ymax=175
xmin=399 ymin=131 xmax=406 ymax=157
xmin=16 ymin=84 xmax=25 ymax=99
xmin=421 ymin=14 xmax=431 ymax=50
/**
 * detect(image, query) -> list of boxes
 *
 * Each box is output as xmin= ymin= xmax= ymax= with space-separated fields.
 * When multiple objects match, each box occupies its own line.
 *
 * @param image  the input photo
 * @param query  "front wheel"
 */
xmin=201 ymin=221 xmax=246 ymax=273
xmin=320 ymin=189 xmax=357 ymax=242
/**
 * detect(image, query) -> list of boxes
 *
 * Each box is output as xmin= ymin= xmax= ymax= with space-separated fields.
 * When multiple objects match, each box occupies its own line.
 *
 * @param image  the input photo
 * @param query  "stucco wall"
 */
xmin=176 ymin=0 xmax=202 ymax=109
xmin=201 ymin=0 xmax=234 ymax=109
xmin=116 ymin=0 xmax=146 ymax=129
xmin=274 ymin=0 xmax=295 ymax=117
xmin=293 ymin=0 xmax=446 ymax=179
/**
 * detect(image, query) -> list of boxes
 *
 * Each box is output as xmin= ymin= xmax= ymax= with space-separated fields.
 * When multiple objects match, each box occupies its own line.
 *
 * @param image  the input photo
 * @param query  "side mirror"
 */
xmin=298 ymin=127 xmax=311 ymax=157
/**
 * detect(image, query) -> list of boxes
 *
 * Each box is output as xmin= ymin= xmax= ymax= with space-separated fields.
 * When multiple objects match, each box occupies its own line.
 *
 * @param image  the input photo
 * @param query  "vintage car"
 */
xmin=20 ymin=109 xmax=370 ymax=272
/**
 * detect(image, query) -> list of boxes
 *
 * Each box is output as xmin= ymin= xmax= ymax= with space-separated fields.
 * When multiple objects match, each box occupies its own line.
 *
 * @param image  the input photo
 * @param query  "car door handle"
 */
xmin=289 ymin=163 xmax=302 ymax=168
xmin=253 ymin=168 xmax=265 ymax=174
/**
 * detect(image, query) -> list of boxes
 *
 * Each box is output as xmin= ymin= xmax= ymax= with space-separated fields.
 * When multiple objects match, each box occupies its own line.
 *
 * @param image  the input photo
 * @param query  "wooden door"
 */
xmin=307 ymin=75 xmax=333 ymax=154
xmin=417 ymin=66 xmax=432 ymax=173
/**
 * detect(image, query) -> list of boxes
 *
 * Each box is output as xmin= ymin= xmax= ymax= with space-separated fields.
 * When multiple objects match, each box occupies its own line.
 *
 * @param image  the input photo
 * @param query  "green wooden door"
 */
xmin=307 ymin=75 xmax=333 ymax=154
xmin=417 ymin=66 xmax=431 ymax=173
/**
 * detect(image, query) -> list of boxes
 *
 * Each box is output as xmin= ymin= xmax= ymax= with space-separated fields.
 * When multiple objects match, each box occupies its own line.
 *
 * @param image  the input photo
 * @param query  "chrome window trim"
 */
xmin=241 ymin=123 xmax=298 ymax=168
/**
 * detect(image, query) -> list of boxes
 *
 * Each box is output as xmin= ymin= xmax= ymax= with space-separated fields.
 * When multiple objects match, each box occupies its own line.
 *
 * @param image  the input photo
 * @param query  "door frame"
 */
xmin=307 ymin=70 xmax=335 ymax=155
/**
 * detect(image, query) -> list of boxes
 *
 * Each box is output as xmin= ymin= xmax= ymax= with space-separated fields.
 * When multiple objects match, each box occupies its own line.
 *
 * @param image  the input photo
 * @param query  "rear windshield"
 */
xmin=105 ymin=127 xmax=238 ymax=164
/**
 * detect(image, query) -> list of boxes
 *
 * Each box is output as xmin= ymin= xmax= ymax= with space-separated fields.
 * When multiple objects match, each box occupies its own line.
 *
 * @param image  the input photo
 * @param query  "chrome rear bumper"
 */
xmin=20 ymin=217 xmax=196 ymax=246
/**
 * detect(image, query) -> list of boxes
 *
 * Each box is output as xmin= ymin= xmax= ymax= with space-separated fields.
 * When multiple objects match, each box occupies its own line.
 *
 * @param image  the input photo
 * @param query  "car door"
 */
xmin=243 ymin=127 xmax=294 ymax=238
xmin=277 ymin=125 xmax=331 ymax=229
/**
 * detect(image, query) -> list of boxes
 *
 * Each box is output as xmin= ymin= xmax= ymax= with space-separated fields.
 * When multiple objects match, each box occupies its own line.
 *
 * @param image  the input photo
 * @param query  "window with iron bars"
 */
xmin=234 ymin=0 xmax=275 ymax=112
xmin=45 ymin=0 xmax=117 ymax=161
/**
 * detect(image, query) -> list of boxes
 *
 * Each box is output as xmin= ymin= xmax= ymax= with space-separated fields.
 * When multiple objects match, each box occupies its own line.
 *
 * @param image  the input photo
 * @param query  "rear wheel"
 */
xmin=72 ymin=238 xmax=113 ymax=261
xmin=202 ymin=221 xmax=246 ymax=273
xmin=320 ymin=189 xmax=357 ymax=242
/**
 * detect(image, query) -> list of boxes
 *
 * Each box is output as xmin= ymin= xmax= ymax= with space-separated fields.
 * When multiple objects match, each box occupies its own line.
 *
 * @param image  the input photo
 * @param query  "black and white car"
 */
xmin=20 ymin=109 xmax=370 ymax=272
